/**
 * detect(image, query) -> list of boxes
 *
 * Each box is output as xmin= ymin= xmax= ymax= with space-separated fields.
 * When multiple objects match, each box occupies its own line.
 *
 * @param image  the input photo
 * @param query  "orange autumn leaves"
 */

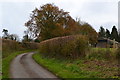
xmin=25 ymin=3 xmax=98 ymax=44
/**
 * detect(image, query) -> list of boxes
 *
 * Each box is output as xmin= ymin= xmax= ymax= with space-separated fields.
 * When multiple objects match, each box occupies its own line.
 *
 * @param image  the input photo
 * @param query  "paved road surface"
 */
xmin=10 ymin=52 xmax=59 ymax=79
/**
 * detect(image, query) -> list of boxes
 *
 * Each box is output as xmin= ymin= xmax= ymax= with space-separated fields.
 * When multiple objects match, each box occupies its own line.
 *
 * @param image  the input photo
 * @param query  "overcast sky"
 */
xmin=0 ymin=0 xmax=119 ymax=39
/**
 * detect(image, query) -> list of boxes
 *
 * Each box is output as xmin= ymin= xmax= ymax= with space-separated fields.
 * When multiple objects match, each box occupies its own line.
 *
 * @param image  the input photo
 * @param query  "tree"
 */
xmin=111 ymin=26 xmax=119 ymax=41
xmin=105 ymin=29 xmax=111 ymax=39
xmin=22 ymin=34 xmax=29 ymax=42
xmin=22 ymin=31 xmax=33 ymax=42
xmin=9 ymin=34 xmax=19 ymax=41
xmin=98 ymin=26 xmax=106 ymax=38
xmin=2 ymin=29 xmax=9 ymax=39
xmin=77 ymin=23 xmax=98 ymax=45
xmin=22 ymin=31 xmax=29 ymax=42
xmin=2 ymin=29 xmax=19 ymax=41
xmin=25 ymin=3 xmax=73 ymax=41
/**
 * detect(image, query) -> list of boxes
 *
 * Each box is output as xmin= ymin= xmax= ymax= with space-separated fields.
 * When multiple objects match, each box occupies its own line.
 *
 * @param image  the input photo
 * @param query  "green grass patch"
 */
xmin=33 ymin=53 xmax=118 ymax=79
xmin=87 ymin=48 xmax=117 ymax=61
xmin=2 ymin=50 xmax=35 ymax=78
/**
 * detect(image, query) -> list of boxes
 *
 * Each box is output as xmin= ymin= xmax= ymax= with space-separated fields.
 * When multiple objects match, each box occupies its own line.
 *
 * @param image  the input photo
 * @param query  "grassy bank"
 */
xmin=87 ymin=48 xmax=117 ymax=61
xmin=2 ymin=50 xmax=35 ymax=78
xmin=33 ymin=52 xmax=118 ymax=79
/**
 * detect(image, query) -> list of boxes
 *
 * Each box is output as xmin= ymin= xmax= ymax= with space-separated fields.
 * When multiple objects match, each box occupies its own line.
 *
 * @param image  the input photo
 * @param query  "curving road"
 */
xmin=10 ymin=52 xmax=59 ymax=79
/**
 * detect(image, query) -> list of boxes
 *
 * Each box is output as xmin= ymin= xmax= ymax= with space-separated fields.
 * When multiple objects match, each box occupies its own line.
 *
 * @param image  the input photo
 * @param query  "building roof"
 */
xmin=98 ymin=38 xmax=119 ymax=44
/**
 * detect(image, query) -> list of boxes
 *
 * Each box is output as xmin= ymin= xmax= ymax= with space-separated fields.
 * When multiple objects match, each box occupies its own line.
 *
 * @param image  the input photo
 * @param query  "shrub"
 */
xmin=39 ymin=35 xmax=89 ymax=59
xmin=62 ymin=36 xmax=89 ymax=59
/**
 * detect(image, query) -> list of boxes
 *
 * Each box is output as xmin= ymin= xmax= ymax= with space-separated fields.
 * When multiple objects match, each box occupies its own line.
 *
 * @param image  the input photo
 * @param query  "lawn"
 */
xmin=2 ymin=50 xmax=35 ymax=78
xmin=33 ymin=52 xmax=119 ymax=79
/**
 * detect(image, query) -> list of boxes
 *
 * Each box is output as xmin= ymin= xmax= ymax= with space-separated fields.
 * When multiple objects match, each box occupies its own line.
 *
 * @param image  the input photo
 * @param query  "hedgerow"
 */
xmin=39 ymin=35 xmax=89 ymax=59
xmin=2 ymin=39 xmax=39 ymax=58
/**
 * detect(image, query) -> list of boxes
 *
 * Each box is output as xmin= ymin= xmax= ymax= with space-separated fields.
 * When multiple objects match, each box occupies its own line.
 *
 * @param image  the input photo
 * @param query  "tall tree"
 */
xmin=22 ymin=31 xmax=31 ymax=42
xmin=22 ymin=34 xmax=29 ymax=42
xmin=111 ymin=26 xmax=119 ymax=41
xmin=81 ymin=23 xmax=98 ymax=45
xmin=9 ymin=34 xmax=19 ymax=41
xmin=75 ymin=22 xmax=98 ymax=45
xmin=105 ymin=29 xmax=111 ymax=39
xmin=25 ymin=3 xmax=74 ymax=41
xmin=98 ymin=26 xmax=106 ymax=38
xmin=2 ymin=29 xmax=9 ymax=39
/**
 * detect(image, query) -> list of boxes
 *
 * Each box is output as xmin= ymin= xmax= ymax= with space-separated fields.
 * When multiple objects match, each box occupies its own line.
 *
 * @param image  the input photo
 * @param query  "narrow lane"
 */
xmin=10 ymin=52 xmax=58 ymax=78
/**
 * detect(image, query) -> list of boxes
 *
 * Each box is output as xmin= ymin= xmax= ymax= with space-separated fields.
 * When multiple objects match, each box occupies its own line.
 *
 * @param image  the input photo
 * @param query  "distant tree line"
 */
xmin=2 ymin=3 xmax=119 ymax=44
xmin=98 ymin=26 xmax=120 ymax=42
xmin=2 ymin=29 xmax=33 ymax=42
xmin=2 ymin=28 xmax=40 ymax=43
xmin=2 ymin=29 xmax=19 ymax=41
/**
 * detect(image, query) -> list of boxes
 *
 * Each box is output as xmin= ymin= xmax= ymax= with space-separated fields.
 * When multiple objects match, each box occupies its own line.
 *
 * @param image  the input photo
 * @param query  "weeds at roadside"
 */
xmin=33 ymin=52 xmax=119 ymax=78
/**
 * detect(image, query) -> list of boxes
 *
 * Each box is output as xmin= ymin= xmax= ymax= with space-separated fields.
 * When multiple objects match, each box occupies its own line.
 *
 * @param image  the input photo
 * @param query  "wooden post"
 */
xmin=113 ymin=39 xmax=116 ymax=48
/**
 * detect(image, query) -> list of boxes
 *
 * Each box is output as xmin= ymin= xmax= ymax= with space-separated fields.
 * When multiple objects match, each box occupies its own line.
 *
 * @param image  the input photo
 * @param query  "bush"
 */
xmin=39 ymin=35 xmax=89 ymax=59
xmin=62 ymin=36 xmax=89 ymax=59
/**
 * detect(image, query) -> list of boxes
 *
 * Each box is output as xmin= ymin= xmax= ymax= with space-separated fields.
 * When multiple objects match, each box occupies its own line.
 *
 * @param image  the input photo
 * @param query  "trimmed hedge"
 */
xmin=21 ymin=42 xmax=39 ymax=49
xmin=39 ymin=35 xmax=89 ymax=59
xmin=2 ymin=39 xmax=39 ymax=58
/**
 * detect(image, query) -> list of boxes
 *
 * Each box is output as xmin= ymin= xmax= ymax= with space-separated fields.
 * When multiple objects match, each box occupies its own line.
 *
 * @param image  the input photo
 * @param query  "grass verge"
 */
xmin=33 ymin=53 xmax=118 ymax=79
xmin=2 ymin=50 xmax=36 ymax=78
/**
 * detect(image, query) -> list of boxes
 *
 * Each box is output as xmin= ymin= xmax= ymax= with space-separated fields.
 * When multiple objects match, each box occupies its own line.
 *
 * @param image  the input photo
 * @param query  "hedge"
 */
xmin=2 ymin=39 xmax=39 ymax=58
xmin=39 ymin=35 xmax=89 ymax=59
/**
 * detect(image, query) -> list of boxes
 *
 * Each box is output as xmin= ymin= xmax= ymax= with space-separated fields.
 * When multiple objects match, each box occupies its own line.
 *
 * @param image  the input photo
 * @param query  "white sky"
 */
xmin=0 ymin=0 xmax=119 ymax=39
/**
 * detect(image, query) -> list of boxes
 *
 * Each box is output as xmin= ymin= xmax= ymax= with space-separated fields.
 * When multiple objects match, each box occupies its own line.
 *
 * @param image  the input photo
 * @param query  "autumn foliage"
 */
xmin=24 ymin=3 xmax=98 ymax=59
xmin=25 ymin=4 xmax=71 ymax=40
xmin=76 ymin=23 xmax=98 ymax=45
xmin=25 ymin=3 xmax=98 ymax=45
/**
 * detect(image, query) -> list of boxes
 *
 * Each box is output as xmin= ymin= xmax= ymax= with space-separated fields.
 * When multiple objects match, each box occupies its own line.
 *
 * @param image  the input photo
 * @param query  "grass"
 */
xmin=33 ymin=52 xmax=119 ymax=79
xmin=2 ymin=50 xmax=35 ymax=78
xmin=87 ymin=48 xmax=117 ymax=61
